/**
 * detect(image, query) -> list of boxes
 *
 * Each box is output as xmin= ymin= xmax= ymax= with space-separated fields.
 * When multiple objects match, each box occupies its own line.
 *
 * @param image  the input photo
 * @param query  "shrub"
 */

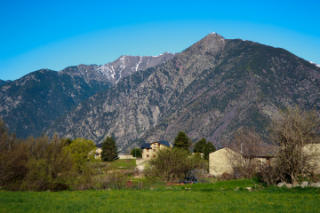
xmin=0 ymin=120 xmax=29 ymax=190
xmin=71 ymin=165 xmax=95 ymax=190
xmin=63 ymin=138 xmax=96 ymax=172
xmin=218 ymin=173 xmax=234 ymax=181
xmin=95 ymin=171 xmax=129 ymax=189
xmin=256 ymin=165 xmax=280 ymax=185
xmin=21 ymin=135 xmax=75 ymax=191
xmin=130 ymin=148 xmax=142 ymax=158
xmin=146 ymin=148 xmax=207 ymax=182
xmin=0 ymin=120 xmax=103 ymax=191
xmin=0 ymin=141 xmax=29 ymax=190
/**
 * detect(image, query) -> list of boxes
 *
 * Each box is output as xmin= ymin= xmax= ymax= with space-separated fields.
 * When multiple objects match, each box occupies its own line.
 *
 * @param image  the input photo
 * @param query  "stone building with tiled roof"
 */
xmin=141 ymin=140 xmax=170 ymax=160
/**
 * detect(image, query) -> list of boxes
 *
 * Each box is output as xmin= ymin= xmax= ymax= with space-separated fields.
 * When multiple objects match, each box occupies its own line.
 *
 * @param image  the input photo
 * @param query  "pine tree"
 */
xmin=193 ymin=138 xmax=207 ymax=153
xmin=101 ymin=136 xmax=118 ymax=161
xmin=173 ymin=131 xmax=191 ymax=151
xmin=130 ymin=148 xmax=142 ymax=158
xmin=194 ymin=138 xmax=216 ymax=160
xmin=204 ymin=142 xmax=216 ymax=160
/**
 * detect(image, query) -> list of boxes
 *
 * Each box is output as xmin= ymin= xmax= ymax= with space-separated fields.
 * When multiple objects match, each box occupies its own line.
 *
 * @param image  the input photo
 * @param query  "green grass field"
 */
xmin=108 ymin=159 xmax=136 ymax=170
xmin=90 ymin=159 xmax=136 ymax=171
xmin=1 ymin=179 xmax=319 ymax=213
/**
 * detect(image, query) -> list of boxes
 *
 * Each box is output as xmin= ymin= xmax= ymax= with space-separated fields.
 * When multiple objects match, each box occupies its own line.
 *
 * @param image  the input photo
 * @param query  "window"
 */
xmin=147 ymin=155 xmax=149 ymax=158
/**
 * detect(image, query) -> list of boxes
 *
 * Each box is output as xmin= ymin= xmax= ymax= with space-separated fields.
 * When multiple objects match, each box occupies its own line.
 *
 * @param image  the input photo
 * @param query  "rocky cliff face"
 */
xmin=47 ymin=33 xmax=320 ymax=150
xmin=0 ymin=69 xmax=110 ymax=138
xmin=60 ymin=53 xmax=174 ymax=84
xmin=0 ymin=54 xmax=173 ymax=138
xmin=92 ymin=53 xmax=174 ymax=84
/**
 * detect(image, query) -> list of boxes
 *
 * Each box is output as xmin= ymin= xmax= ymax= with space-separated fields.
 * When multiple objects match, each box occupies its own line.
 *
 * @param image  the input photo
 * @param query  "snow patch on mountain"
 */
xmin=96 ymin=53 xmax=174 ymax=83
xmin=310 ymin=61 xmax=320 ymax=68
xmin=60 ymin=53 xmax=174 ymax=85
xmin=135 ymin=56 xmax=142 ymax=71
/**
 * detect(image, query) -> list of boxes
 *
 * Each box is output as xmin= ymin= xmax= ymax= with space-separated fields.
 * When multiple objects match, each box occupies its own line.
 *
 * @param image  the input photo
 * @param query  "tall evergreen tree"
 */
xmin=130 ymin=148 xmax=142 ymax=158
xmin=193 ymin=138 xmax=207 ymax=153
xmin=173 ymin=131 xmax=191 ymax=151
xmin=194 ymin=138 xmax=216 ymax=160
xmin=203 ymin=142 xmax=216 ymax=160
xmin=101 ymin=136 xmax=118 ymax=161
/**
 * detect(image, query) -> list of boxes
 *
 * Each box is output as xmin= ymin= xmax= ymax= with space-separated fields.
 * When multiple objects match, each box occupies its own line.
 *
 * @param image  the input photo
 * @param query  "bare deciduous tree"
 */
xmin=230 ymin=127 xmax=265 ymax=158
xmin=228 ymin=128 xmax=266 ymax=178
xmin=271 ymin=106 xmax=320 ymax=184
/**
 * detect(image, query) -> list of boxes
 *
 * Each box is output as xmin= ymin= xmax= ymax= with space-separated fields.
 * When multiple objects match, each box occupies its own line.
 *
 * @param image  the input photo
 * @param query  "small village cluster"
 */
xmin=94 ymin=140 xmax=320 ymax=177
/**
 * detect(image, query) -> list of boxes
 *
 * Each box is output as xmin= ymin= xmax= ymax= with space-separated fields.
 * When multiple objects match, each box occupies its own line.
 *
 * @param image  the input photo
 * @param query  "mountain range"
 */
xmin=48 ymin=33 xmax=320 ymax=150
xmin=1 ymin=33 xmax=319 ymax=151
xmin=0 ymin=80 xmax=10 ymax=87
xmin=0 ymin=53 xmax=173 ymax=138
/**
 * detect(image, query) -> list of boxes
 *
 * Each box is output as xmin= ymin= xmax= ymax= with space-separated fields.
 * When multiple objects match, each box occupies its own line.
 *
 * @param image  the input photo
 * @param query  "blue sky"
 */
xmin=0 ymin=0 xmax=319 ymax=80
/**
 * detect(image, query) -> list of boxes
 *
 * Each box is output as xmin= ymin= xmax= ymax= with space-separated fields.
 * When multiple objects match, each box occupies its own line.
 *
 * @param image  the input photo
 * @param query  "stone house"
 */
xmin=303 ymin=143 xmax=320 ymax=174
xmin=209 ymin=148 xmax=243 ymax=177
xmin=209 ymin=147 xmax=276 ymax=177
xmin=141 ymin=140 xmax=170 ymax=160
xmin=209 ymin=144 xmax=320 ymax=177
xmin=136 ymin=140 xmax=170 ymax=172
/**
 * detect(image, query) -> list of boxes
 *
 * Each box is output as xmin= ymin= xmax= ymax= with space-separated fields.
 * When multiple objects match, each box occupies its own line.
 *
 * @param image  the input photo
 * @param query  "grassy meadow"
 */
xmin=1 ymin=179 xmax=320 ymax=213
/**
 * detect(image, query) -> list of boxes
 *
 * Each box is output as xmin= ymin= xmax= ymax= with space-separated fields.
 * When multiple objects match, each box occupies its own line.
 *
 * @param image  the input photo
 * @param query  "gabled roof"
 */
xmin=151 ymin=140 xmax=170 ymax=147
xmin=225 ymin=144 xmax=278 ymax=158
xmin=141 ymin=143 xmax=151 ymax=149
xmin=141 ymin=140 xmax=170 ymax=149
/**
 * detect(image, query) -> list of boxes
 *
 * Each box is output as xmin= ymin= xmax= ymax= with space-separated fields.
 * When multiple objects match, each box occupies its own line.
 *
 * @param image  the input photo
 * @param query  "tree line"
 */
xmin=130 ymin=131 xmax=216 ymax=160
xmin=1 ymin=105 xmax=318 ymax=189
xmin=0 ymin=120 xmax=123 ymax=191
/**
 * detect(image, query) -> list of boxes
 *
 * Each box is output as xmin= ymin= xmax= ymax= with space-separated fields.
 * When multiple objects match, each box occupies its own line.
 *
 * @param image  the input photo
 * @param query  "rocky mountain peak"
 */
xmin=0 ymin=52 xmax=174 ymax=138
xmin=184 ymin=33 xmax=225 ymax=56
xmin=5 ymin=34 xmax=320 ymax=152
xmin=59 ymin=53 xmax=174 ymax=85
xmin=45 ymin=34 xmax=320 ymax=151
xmin=96 ymin=53 xmax=174 ymax=83
xmin=208 ymin=32 xmax=224 ymax=38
